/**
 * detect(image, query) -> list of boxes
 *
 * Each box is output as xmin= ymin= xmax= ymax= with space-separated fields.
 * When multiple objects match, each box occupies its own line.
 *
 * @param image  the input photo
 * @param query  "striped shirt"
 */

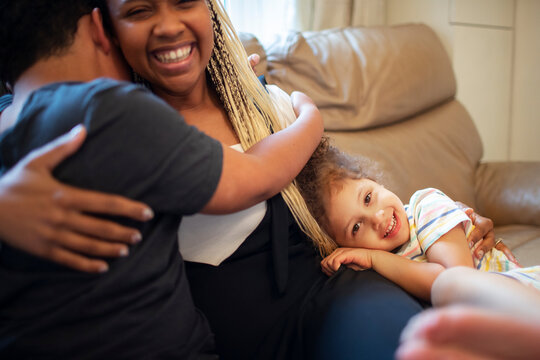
xmin=396 ymin=188 xmax=540 ymax=290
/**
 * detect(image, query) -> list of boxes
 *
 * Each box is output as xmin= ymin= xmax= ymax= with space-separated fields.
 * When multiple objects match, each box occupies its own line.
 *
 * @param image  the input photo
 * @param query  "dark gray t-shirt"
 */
xmin=0 ymin=79 xmax=222 ymax=359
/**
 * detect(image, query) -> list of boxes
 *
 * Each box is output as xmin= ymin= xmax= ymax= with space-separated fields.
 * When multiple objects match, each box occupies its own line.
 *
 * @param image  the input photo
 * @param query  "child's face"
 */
xmin=325 ymin=178 xmax=410 ymax=251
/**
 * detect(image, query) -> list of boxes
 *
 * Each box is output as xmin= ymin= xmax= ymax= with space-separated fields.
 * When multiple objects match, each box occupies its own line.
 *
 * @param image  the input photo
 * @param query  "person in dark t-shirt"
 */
xmin=0 ymin=1 xmax=323 ymax=358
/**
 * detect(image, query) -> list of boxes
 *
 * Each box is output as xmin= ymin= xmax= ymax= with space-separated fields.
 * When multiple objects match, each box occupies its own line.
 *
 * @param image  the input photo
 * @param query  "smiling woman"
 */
xmin=105 ymin=0 xmax=215 ymax=98
xmin=95 ymin=0 xmax=426 ymax=358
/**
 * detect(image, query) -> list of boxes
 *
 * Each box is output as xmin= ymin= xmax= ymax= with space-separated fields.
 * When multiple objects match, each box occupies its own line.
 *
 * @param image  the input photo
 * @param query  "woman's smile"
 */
xmin=150 ymin=42 xmax=196 ymax=74
xmin=153 ymin=44 xmax=193 ymax=64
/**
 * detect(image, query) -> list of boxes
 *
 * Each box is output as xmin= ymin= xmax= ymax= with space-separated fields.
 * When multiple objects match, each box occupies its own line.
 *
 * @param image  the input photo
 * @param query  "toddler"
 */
xmin=296 ymin=138 xmax=540 ymax=301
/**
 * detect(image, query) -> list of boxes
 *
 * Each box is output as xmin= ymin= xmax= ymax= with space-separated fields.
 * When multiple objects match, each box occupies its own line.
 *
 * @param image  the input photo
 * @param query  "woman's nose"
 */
xmin=153 ymin=10 xmax=186 ymax=38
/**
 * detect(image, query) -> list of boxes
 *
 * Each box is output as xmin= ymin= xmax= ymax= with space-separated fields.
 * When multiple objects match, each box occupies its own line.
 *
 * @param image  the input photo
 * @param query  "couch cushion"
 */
xmin=265 ymin=24 xmax=456 ymax=131
xmin=327 ymin=100 xmax=482 ymax=208
xmin=494 ymin=225 xmax=540 ymax=267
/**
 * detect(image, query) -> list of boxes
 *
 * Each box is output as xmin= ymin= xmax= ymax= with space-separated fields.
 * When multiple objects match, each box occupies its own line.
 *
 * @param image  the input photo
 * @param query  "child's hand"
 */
xmin=321 ymin=247 xmax=373 ymax=276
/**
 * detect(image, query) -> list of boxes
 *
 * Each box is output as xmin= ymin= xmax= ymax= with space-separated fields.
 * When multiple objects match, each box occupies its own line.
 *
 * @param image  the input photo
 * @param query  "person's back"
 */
xmin=0 ymin=78 xmax=221 ymax=360
xmin=0 ymin=1 xmax=326 ymax=357
xmin=0 ymin=1 xmax=221 ymax=357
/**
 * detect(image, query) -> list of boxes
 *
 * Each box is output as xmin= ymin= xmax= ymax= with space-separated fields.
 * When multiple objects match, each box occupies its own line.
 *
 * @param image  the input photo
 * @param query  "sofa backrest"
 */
xmin=241 ymin=24 xmax=483 ymax=207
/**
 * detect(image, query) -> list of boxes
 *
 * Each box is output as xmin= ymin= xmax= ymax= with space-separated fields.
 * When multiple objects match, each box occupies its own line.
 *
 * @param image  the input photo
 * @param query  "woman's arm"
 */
xmin=202 ymin=91 xmax=323 ymax=213
xmin=0 ymin=125 xmax=153 ymax=273
xmin=321 ymin=247 xmax=445 ymax=301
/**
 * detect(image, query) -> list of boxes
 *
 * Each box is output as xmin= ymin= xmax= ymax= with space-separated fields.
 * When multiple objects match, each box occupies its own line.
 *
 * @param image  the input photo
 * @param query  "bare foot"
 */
xmin=396 ymin=306 xmax=540 ymax=360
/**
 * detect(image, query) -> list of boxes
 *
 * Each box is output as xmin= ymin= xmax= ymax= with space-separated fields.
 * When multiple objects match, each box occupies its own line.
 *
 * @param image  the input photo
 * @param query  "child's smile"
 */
xmin=325 ymin=178 xmax=410 ymax=250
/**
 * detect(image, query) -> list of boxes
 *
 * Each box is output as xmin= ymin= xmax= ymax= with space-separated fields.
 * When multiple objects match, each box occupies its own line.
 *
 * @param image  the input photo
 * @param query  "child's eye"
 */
xmin=352 ymin=222 xmax=361 ymax=235
xmin=364 ymin=192 xmax=372 ymax=205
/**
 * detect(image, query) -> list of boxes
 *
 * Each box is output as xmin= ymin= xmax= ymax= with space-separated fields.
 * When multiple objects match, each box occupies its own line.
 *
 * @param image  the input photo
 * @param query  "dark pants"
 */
xmin=186 ymin=196 xmax=423 ymax=360
xmin=302 ymin=268 xmax=424 ymax=360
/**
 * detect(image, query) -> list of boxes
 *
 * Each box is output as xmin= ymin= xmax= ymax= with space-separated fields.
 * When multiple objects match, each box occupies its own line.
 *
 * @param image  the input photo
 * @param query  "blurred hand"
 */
xmin=248 ymin=53 xmax=260 ymax=74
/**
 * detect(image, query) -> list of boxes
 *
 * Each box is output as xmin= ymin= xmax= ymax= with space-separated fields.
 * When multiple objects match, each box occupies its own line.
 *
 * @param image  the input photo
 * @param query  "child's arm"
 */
xmin=321 ymin=247 xmax=446 ymax=301
xmin=321 ymin=225 xmax=476 ymax=301
xmin=424 ymin=225 xmax=475 ymax=269
xmin=202 ymin=91 xmax=323 ymax=214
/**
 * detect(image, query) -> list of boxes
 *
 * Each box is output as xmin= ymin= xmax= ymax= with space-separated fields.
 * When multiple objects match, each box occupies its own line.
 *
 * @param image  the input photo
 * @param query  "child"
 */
xmin=296 ymin=138 xmax=540 ymax=301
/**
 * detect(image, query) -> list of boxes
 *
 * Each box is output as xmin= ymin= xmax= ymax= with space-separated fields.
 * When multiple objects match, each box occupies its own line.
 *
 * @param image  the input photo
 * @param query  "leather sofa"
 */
xmin=241 ymin=24 xmax=540 ymax=266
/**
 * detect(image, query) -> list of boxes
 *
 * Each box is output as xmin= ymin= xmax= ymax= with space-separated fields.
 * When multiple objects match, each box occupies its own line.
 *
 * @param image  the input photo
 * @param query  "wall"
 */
xmin=387 ymin=0 xmax=540 ymax=162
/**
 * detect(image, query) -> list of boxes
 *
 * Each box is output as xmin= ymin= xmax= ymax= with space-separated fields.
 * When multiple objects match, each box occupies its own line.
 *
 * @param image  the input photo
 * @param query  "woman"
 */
xmin=100 ymin=1 xmax=510 ymax=358
xmin=6 ymin=0 xmax=505 ymax=358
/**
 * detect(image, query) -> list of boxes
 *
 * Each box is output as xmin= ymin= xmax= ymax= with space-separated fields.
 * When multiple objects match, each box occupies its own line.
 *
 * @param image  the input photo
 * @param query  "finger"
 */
xmin=53 ymin=229 xmax=130 ymax=258
xmin=248 ymin=53 xmax=260 ymax=70
xmin=25 ymin=125 xmax=87 ymax=170
xmin=61 ymin=212 xmax=143 ymax=244
xmin=54 ymin=187 xmax=154 ymax=221
xmin=48 ymin=246 xmax=110 ymax=274
xmin=498 ymin=243 xmax=520 ymax=265
xmin=468 ymin=216 xmax=494 ymax=247
xmin=467 ymin=225 xmax=486 ymax=249
xmin=473 ymin=232 xmax=495 ymax=260
xmin=321 ymin=265 xmax=333 ymax=277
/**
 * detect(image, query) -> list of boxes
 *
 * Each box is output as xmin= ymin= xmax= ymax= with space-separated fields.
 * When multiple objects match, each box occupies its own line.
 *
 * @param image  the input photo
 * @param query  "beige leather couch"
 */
xmin=241 ymin=24 xmax=540 ymax=266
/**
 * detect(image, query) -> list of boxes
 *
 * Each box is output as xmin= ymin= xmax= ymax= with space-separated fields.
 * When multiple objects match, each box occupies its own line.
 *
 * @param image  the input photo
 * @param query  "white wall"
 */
xmin=387 ymin=0 xmax=540 ymax=162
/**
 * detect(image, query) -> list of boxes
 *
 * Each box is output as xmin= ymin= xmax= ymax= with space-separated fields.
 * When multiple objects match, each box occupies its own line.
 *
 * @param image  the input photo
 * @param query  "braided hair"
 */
xmin=205 ymin=0 xmax=337 ymax=256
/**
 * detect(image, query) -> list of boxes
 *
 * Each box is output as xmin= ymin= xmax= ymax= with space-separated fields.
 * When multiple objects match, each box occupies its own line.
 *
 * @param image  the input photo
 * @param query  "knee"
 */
xmin=432 ymin=267 xmax=477 ymax=307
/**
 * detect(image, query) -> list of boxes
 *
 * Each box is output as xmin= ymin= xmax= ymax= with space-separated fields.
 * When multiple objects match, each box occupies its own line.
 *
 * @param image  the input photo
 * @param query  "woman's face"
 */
xmin=106 ymin=0 xmax=214 ymax=96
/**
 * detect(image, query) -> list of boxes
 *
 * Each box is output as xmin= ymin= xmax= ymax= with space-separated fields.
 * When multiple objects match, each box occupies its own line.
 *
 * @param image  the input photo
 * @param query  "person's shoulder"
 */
xmin=408 ymin=188 xmax=456 ymax=215
xmin=410 ymin=188 xmax=449 ymax=204
xmin=82 ymin=78 xmax=150 ymax=103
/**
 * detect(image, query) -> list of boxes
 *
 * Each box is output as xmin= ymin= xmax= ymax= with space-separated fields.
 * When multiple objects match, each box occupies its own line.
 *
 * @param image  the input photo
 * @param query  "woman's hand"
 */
xmin=0 ymin=125 xmax=154 ymax=273
xmin=456 ymin=202 xmax=518 ymax=264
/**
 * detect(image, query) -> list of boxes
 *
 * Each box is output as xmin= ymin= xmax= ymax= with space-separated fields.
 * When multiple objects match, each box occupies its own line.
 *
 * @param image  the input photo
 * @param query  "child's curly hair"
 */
xmin=296 ymin=137 xmax=380 ymax=236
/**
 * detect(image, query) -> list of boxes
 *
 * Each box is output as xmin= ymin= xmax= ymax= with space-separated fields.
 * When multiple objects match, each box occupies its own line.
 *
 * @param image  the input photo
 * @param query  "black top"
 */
xmin=0 ymin=79 xmax=223 ymax=359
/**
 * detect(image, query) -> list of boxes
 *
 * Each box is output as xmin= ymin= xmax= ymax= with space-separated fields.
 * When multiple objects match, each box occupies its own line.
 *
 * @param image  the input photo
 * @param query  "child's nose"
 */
xmin=373 ymin=209 xmax=385 ymax=228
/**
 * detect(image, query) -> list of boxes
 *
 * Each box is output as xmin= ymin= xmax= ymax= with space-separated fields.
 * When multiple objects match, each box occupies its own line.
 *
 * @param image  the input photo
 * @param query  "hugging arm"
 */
xmin=0 ymin=125 xmax=153 ymax=273
xmin=457 ymin=202 xmax=517 ymax=263
xmin=201 ymin=91 xmax=323 ymax=213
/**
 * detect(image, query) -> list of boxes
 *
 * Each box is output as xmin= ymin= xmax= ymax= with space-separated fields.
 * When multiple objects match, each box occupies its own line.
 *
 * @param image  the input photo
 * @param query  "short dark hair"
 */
xmin=0 ymin=0 xmax=99 ymax=85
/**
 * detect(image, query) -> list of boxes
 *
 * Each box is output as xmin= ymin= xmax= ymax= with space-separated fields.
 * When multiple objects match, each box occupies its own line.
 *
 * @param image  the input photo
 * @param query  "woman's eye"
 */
xmin=177 ymin=0 xmax=197 ymax=6
xmin=352 ymin=223 xmax=360 ymax=235
xmin=125 ymin=7 xmax=150 ymax=18
xmin=364 ymin=192 xmax=372 ymax=205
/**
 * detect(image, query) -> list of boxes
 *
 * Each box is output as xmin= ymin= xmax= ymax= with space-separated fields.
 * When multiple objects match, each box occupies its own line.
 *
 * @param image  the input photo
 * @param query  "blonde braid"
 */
xmin=206 ymin=0 xmax=337 ymax=256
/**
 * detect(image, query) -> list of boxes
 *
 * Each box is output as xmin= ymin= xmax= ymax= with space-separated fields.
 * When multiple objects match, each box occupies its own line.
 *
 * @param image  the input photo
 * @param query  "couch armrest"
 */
xmin=475 ymin=162 xmax=540 ymax=226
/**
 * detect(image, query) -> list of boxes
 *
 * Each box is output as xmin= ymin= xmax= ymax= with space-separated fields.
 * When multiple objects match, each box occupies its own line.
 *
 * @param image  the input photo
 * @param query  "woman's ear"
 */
xmin=90 ymin=8 xmax=112 ymax=54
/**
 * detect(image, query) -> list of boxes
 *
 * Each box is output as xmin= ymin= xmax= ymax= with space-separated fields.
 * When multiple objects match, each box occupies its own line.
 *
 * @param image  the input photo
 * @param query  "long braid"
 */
xmin=206 ymin=0 xmax=337 ymax=256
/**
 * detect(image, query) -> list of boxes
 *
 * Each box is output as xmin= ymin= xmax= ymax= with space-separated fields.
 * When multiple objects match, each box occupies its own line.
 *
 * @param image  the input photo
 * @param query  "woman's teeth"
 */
xmin=155 ymin=47 xmax=191 ymax=64
xmin=384 ymin=215 xmax=397 ymax=238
